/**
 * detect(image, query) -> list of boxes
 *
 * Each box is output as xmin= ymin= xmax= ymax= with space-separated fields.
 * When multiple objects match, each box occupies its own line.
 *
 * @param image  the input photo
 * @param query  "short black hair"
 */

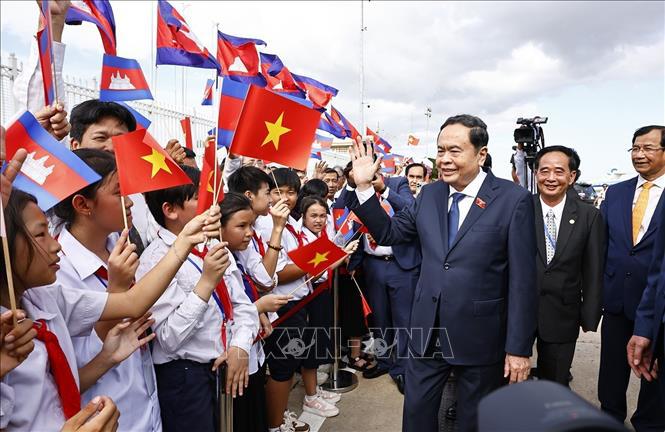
xmin=439 ymin=114 xmax=489 ymax=150
xmin=70 ymin=99 xmax=136 ymax=142
xmin=227 ymin=166 xmax=271 ymax=195
xmin=183 ymin=147 xmax=196 ymax=159
xmin=322 ymin=168 xmax=339 ymax=180
xmin=534 ymin=145 xmax=580 ymax=173
xmin=632 ymin=125 xmax=665 ymax=147
xmin=219 ymin=192 xmax=253 ymax=227
xmin=53 ymin=149 xmax=117 ymax=225
xmin=268 ymin=168 xmax=301 ymax=192
xmin=293 ymin=179 xmax=329 ymax=220
xmin=144 ymin=165 xmax=200 ymax=227
xmin=300 ymin=195 xmax=329 ymax=217
xmin=405 ymin=163 xmax=427 ymax=177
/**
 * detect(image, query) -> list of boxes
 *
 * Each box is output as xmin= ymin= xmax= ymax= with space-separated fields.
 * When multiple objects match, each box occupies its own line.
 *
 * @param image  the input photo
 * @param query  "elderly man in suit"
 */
xmin=532 ymin=145 xmax=605 ymax=386
xmin=350 ymin=114 xmax=537 ymax=432
xmin=598 ymin=125 xmax=665 ymax=431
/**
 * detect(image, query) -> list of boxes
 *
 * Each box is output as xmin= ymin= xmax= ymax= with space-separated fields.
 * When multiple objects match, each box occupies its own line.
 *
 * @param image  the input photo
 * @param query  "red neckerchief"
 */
xmin=252 ymin=232 xmax=266 ymax=257
xmin=285 ymin=223 xmax=305 ymax=248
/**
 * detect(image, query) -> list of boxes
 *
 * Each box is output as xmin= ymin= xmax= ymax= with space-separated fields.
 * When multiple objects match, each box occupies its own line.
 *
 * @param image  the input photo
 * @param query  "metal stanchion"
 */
xmin=216 ymin=365 xmax=233 ymax=432
xmin=321 ymin=269 xmax=358 ymax=393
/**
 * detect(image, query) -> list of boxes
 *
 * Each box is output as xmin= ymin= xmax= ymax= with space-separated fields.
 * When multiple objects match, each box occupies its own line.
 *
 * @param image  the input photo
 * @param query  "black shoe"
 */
xmin=568 ymin=372 xmax=573 ymax=383
xmin=362 ymin=364 xmax=389 ymax=379
xmin=392 ymin=374 xmax=405 ymax=394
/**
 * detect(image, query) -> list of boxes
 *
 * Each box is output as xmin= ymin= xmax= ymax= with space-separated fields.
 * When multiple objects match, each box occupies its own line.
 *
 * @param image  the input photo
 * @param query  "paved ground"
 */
xmin=286 ymin=327 xmax=641 ymax=431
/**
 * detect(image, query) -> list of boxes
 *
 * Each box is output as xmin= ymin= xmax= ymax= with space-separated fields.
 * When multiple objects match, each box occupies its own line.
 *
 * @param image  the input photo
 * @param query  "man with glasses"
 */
xmin=598 ymin=125 xmax=665 ymax=431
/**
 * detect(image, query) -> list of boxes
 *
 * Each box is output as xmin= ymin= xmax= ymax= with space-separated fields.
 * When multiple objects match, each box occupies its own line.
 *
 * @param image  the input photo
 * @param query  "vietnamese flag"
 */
xmin=180 ymin=117 xmax=193 ymax=150
xmin=196 ymin=136 xmax=223 ymax=215
xmin=112 ymin=129 xmax=192 ymax=195
xmin=230 ymin=85 xmax=321 ymax=171
xmin=288 ymin=236 xmax=347 ymax=276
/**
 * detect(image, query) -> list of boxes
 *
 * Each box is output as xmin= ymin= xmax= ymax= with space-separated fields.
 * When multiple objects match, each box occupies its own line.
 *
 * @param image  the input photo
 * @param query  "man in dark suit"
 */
xmin=598 ymin=125 xmax=665 ymax=431
xmin=628 ymin=207 xmax=665 ymax=409
xmin=532 ymin=145 xmax=605 ymax=386
xmin=350 ymin=114 xmax=537 ymax=432
xmin=336 ymin=164 xmax=420 ymax=393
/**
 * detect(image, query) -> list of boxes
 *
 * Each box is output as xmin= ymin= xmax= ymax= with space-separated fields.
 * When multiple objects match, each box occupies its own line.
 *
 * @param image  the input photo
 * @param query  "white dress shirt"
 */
xmin=539 ymin=195 xmax=567 ymax=239
xmin=13 ymin=40 xmax=67 ymax=114
xmin=1 ymin=284 xmax=107 ymax=431
xmin=57 ymin=228 xmax=161 ymax=432
xmin=136 ymin=228 xmax=261 ymax=373
xmin=234 ymin=227 xmax=277 ymax=289
xmin=633 ymin=173 xmax=665 ymax=244
xmin=445 ymin=170 xmax=487 ymax=229
xmin=350 ymin=186 xmax=395 ymax=256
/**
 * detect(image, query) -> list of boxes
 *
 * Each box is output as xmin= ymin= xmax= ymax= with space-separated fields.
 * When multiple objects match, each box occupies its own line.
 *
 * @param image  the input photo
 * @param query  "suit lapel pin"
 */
xmin=569 ymin=219 xmax=575 ymax=224
xmin=475 ymin=197 xmax=486 ymax=209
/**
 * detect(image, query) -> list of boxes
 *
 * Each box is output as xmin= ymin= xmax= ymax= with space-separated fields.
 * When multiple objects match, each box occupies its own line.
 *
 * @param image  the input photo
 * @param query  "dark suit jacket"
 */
xmin=600 ymin=177 xmax=665 ymax=320
xmin=337 ymin=176 xmax=421 ymax=272
xmin=634 ymin=213 xmax=665 ymax=349
xmin=354 ymin=171 xmax=538 ymax=365
xmin=534 ymin=190 xmax=605 ymax=343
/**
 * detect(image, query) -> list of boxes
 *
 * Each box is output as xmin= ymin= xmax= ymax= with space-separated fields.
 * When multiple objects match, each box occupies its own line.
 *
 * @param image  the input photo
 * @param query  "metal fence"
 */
xmin=1 ymin=54 xmax=215 ymax=157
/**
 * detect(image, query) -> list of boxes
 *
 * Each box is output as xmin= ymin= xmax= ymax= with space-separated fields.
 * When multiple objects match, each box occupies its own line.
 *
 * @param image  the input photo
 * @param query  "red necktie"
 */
xmin=33 ymin=320 xmax=81 ymax=419
xmin=252 ymin=232 xmax=266 ymax=257
xmin=285 ymin=224 xmax=305 ymax=248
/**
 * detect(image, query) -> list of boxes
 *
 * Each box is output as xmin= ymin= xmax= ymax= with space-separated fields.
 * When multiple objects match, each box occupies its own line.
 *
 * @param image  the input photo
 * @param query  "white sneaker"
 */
xmin=302 ymin=395 xmax=340 ymax=417
xmin=316 ymin=370 xmax=329 ymax=385
xmin=317 ymin=386 xmax=341 ymax=404
xmin=279 ymin=423 xmax=296 ymax=432
xmin=283 ymin=410 xmax=310 ymax=432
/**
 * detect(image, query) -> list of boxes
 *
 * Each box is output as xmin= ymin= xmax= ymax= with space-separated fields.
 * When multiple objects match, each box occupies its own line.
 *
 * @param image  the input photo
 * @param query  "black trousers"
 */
xmin=536 ymin=338 xmax=576 ymax=386
xmin=233 ymin=362 xmax=268 ymax=432
xmin=598 ymin=313 xmax=665 ymax=432
xmin=402 ymin=329 xmax=504 ymax=432
xmin=155 ymin=359 xmax=217 ymax=432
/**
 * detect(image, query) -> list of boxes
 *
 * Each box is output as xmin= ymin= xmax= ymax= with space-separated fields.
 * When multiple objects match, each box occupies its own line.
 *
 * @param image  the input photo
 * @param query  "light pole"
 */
xmin=425 ymin=107 xmax=432 ymax=154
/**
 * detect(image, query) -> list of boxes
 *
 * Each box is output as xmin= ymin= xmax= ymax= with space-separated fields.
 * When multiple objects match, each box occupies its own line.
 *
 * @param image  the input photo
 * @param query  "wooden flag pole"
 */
xmin=1 ymin=200 xmax=19 ymax=327
xmin=120 ymin=196 xmax=133 ymax=248
xmin=269 ymin=169 xmax=284 ymax=201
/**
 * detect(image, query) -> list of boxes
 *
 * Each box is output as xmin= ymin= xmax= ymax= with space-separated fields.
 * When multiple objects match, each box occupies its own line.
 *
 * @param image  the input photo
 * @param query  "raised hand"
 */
xmin=107 ymin=229 xmax=138 ymax=291
xmin=349 ymin=136 xmax=382 ymax=190
xmin=100 ymin=313 xmax=156 ymax=365
xmin=178 ymin=206 xmax=222 ymax=247
xmin=255 ymin=294 xmax=292 ymax=314
xmin=201 ymin=242 xmax=230 ymax=287
xmin=165 ymin=139 xmax=186 ymax=164
xmin=313 ymin=160 xmax=328 ymax=180
xmin=1 ymin=310 xmax=37 ymax=378
xmin=60 ymin=396 xmax=120 ymax=432
xmin=270 ymin=198 xmax=290 ymax=229
xmin=34 ymin=103 xmax=70 ymax=141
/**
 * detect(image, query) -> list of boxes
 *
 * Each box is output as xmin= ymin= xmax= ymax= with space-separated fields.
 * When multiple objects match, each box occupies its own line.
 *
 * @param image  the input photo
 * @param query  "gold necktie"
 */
xmin=632 ymin=181 xmax=654 ymax=244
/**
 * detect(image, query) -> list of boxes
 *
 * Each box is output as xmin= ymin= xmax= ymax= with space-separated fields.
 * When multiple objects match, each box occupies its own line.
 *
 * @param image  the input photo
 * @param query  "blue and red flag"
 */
xmin=100 ymin=54 xmax=152 ymax=102
xmin=330 ymin=106 xmax=361 ymax=140
xmin=156 ymin=0 xmax=219 ymax=70
xmin=217 ymin=78 xmax=249 ymax=148
xmin=310 ymin=151 xmax=322 ymax=160
xmin=380 ymin=157 xmax=396 ymax=174
xmin=4 ymin=111 xmax=102 ymax=211
xmin=201 ymin=78 xmax=214 ymax=105
xmin=115 ymin=101 xmax=151 ymax=130
xmin=314 ymin=133 xmax=333 ymax=149
xmin=65 ymin=0 xmax=116 ymax=55
xmin=366 ymin=127 xmax=392 ymax=155
xmin=36 ymin=0 xmax=56 ymax=106
xmin=332 ymin=207 xmax=358 ymax=243
xmin=217 ymin=31 xmax=266 ymax=86
xmin=259 ymin=53 xmax=305 ymax=98
xmin=318 ymin=112 xmax=346 ymax=139
xmin=292 ymin=73 xmax=338 ymax=109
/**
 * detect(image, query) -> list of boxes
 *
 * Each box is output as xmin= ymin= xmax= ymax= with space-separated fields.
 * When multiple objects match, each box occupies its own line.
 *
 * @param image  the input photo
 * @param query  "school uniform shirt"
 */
xmin=234 ymin=225 xmax=278 ymax=289
xmin=56 ymin=228 xmax=161 ymax=432
xmin=136 ymin=228 xmax=261 ymax=373
xmin=256 ymin=215 xmax=310 ymax=301
xmin=0 ymin=284 xmax=108 ymax=431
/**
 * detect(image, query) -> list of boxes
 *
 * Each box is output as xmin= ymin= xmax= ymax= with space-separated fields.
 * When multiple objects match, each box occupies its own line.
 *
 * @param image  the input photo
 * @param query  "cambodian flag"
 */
xmin=217 ymin=31 xmax=266 ymax=86
xmin=366 ymin=127 xmax=392 ymax=155
xmin=65 ymin=0 xmax=116 ymax=55
xmin=332 ymin=208 xmax=357 ymax=243
xmin=330 ymin=106 xmax=361 ymax=140
xmin=380 ymin=157 xmax=396 ymax=174
xmin=115 ymin=101 xmax=151 ymax=130
xmin=4 ymin=111 xmax=102 ymax=211
xmin=201 ymin=78 xmax=214 ymax=105
xmin=318 ymin=112 xmax=347 ymax=139
xmin=260 ymin=53 xmax=305 ymax=98
xmin=36 ymin=0 xmax=56 ymax=106
xmin=217 ymin=78 xmax=249 ymax=148
xmin=100 ymin=54 xmax=152 ymax=102
xmin=314 ymin=133 xmax=333 ymax=149
xmin=292 ymin=73 xmax=338 ymax=109
xmin=156 ymin=0 xmax=219 ymax=70
xmin=310 ymin=151 xmax=322 ymax=160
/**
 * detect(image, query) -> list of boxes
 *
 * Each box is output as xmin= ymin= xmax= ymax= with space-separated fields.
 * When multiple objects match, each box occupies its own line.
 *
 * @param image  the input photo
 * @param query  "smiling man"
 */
xmin=350 ymin=114 xmax=537 ymax=432
xmin=532 ymin=146 xmax=604 ymax=386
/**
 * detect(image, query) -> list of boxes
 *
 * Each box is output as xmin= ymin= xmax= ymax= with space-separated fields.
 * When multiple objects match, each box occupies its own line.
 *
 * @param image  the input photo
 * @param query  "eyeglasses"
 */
xmin=627 ymin=145 xmax=665 ymax=155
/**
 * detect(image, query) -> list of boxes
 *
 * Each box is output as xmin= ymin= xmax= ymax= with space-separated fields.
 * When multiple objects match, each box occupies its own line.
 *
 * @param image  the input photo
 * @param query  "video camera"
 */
xmin=513 ymin=116 xmax=547 ymax=156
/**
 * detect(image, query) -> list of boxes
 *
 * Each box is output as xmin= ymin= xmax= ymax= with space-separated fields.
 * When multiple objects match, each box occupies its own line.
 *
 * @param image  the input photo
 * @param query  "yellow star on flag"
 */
xmin=206 ymin=171 xmax=214 ymax=193
xmin=261 ymin=112 xmax=290 ymax=150
xmin=307 ymin=251 xmax=330 ymax=268
xmin=141 ymin=149 xmax=172 ymax=178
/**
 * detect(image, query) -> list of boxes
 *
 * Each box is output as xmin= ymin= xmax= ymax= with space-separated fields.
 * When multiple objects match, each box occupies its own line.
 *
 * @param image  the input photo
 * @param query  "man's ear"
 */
xmin=71 ymin=194 xmax=92 ymax=216
xmin=70 ymin=138 xmax=81 ymax=149
xmin=162 ymin=202 xmax=178 ymax=222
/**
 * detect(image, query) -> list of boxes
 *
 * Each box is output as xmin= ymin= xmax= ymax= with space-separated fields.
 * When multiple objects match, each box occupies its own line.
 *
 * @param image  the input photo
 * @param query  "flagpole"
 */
xmin=46 ymin=0 xmax=59 ymax=105
xmin=120 ymin=196 xmax=130 ymax=234
xmin=1 ymin=202 xmax=19 ymax=328
xmin=359 ymin=0 xmax=366 ymax=135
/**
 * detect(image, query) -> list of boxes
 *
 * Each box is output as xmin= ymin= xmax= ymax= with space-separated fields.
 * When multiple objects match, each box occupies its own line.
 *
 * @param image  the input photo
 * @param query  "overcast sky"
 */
xmin=1 ymin=1 xmax=663 ymax=182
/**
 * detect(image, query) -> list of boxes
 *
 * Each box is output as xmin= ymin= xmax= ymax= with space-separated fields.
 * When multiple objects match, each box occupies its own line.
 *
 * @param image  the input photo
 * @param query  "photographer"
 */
xmin=511 ymin=143 xmax=532 ymax=190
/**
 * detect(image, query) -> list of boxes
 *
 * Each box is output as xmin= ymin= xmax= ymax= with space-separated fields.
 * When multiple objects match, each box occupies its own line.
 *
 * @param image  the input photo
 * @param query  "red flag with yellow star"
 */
xmin=288 ymin=236 xmax=347 ymax=276
xmin=112 ymin=129 xmax=192 ymax=195
xmin=229 ymin=85 xmax=321 ymax=170
xmin=196 ymin=136 xmax=223 ymax=215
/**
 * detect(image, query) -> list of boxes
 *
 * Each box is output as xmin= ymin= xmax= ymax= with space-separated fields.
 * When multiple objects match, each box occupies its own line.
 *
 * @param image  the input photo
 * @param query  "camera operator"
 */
xmin=511 ymin=143 xmax=532 ymax=190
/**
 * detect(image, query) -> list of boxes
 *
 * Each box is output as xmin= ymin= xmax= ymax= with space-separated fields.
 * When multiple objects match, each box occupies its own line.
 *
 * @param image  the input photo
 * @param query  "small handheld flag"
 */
xmin=100 ymin=54 xmax=152 ymax=102
xmin=230 ymin=86 xmax=320 ymax=171
xmin=332 ymin=208 xmax=358 ymax=243
xmin=196 ymin=137 xmax=223 ymax=215
xmin=180 ymin=117 xmax=193 ymax=150
xmin=115 ymin=101 xmax=151 ymax=130
xmin=201 ymin=78 xmax=214 ymax=105
xmin=36 ymin=0 xmax=56 ymax=106
xmin=366 ymin=127 xmax=392 ymax=155
xmin=330 ymin=106 xmax=360 ymax=140
xmin=4 ymin=111 xmax=102 ymax=211
xmin=217 ymin=31 xmax=266 ymax=86
xmin=112 ymin=129 xmax=192 ymax=195
xmin=288 ymin=236 xmax=347 ymax=276
xmin=314 ymin=133 xmax=333 ymax=149
xmin=407 ymin=134 xmax=420 ymax=146
xmin=65 ymin=0 xmax=116 ymax=55
xmin=260 ymin=53 xmax=305 ymax=98
xmin=318 ymin=112 xmax=347 ymax=139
